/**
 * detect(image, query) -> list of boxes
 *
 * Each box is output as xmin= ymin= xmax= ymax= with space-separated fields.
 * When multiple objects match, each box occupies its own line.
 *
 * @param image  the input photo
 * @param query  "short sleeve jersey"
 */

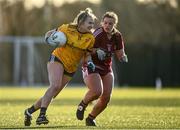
xmin=52 ymin=24 xmax=95 ymax=73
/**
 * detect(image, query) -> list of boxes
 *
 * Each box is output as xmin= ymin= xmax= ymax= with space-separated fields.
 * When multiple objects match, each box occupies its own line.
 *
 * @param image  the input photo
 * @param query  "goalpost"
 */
xmin=0 ymin=36 xmax=44 ymax=85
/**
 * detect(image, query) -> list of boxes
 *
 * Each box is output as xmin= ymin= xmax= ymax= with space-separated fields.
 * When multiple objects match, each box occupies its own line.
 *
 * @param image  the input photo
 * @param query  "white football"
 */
xmin=47 ymin=31 xmax=67 ymax=47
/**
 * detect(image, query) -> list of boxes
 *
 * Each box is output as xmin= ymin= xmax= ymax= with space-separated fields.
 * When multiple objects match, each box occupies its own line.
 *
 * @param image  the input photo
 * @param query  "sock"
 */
xmin=80 ymin=100 xmax=88 ymax=107
xmin=39 ymin=107 xmax=47 ymax=116
xmin=27 ymin=105 xmax=37 ymax=114
xmin=88 ymin=114 xmax=95 ymax=120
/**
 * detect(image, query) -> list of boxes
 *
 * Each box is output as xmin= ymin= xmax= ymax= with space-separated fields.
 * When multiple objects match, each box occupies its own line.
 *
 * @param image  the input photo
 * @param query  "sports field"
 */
xmin=0 ymin=86 xmax=180 ymax=129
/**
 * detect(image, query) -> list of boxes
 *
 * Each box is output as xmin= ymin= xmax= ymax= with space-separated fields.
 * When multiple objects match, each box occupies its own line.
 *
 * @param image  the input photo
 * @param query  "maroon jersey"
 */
xmin=90 ymin=27 xmax=124 ymax=75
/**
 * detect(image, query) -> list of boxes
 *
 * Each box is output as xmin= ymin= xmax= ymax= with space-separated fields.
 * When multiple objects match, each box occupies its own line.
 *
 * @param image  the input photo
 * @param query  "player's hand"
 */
xmin=45 ymin=30 xmax=55 ymax=40
xmin=96 ymin=48 xmax=106 ymax=60
xmin=120 ymin=54 xmax=128 ymax=63
xmin=45 ymin=29 xmax=56 ymax=44
xmin=87 ymin=61 xmax=95 ymax=72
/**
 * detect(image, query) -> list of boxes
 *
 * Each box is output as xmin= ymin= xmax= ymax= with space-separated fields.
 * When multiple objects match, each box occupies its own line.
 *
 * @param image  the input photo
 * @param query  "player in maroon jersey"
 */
xmin=76 ymin=12 xmax=128 ymax=126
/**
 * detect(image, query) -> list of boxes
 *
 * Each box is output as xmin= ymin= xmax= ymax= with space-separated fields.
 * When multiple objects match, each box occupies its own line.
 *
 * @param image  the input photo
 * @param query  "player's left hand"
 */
xmin=87 ymin=61 xmax=95 ymax=72
xmin=96 ymin=48 xmax=106 ymax=61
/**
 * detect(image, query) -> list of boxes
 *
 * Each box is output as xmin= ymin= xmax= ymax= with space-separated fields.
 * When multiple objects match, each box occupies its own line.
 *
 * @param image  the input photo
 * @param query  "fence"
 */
xmin=0 ymin=36 xmax=47 ymax=85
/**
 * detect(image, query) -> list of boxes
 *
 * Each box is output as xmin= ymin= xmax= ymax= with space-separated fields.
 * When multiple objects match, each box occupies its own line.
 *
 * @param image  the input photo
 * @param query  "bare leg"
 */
xmin=33 ymin=97 xmax=43 ymax=110
xmin=35 ymin=62 xmax=72 ymax=125
xmin=76 ymin=73 xmax=103 ymax=121
xmin=24 ymin=62 xmax=70 ymax=126
xmin=83 ymin=73 xmax=103 ymax=104
xmin=41 ymin=62 xmax=71 ymax=108
xmin=90 ymin=72 xmax=114 ymax=118
xmin=33 ymin=74 xmax=70 ymax=110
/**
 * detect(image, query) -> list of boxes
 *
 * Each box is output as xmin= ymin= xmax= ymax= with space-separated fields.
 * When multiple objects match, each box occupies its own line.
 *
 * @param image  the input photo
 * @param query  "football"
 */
xmin=46 ymin=31 xmax=67 ymax=47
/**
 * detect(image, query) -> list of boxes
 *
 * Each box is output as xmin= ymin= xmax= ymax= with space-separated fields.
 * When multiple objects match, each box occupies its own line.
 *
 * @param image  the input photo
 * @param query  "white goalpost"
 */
xmin=0 ymin=36 xmax=44 ymax=85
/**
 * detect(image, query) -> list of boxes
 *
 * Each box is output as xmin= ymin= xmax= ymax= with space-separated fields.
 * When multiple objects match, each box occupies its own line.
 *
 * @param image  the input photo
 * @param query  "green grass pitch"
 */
xmin=0 ymin=86 xmax=180 ymax=129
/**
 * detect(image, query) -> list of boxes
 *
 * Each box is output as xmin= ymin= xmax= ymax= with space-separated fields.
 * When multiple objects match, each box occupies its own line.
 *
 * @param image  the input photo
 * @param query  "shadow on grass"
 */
xmin=1 ymin=98 xmax=180 ymax=107
xmin=0 ymin=125 xmax=114 ymax=130
xmin=0 ymin=125 xmax=94 ymax=129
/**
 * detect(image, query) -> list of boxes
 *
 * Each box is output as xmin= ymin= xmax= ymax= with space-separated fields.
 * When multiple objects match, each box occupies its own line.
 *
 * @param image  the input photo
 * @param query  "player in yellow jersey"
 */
xmin=52 ymin=23 xmax=95 ymax=74
xmin=24 ymin=8 xmax=97 ymax=126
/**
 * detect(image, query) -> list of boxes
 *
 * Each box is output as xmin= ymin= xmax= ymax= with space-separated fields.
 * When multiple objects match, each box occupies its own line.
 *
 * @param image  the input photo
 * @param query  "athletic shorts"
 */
xmin=82 ymin=65 xmax=112 ymax=79
xmin=49 ymin=55 xmax=75 ymax=77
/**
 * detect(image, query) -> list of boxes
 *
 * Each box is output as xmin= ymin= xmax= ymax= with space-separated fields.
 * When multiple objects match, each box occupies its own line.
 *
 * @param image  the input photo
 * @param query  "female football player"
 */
xmin=76 ymin=11 xmax=128 ymax=126
xmin=24 ymin=8 xmax=97 ymax=126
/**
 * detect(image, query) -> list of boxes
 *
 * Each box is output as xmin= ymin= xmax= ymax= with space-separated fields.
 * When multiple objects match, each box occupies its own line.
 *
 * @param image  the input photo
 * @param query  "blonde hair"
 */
xmin=73 ymin=8 xmax=97 ymax=25
xmin=102 ymin=11 xmax=118 ymax=26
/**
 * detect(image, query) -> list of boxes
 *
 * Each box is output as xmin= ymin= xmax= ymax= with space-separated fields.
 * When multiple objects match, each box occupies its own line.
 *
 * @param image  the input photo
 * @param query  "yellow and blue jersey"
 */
xmin=52 ymin=24 xmax=95 ymax=73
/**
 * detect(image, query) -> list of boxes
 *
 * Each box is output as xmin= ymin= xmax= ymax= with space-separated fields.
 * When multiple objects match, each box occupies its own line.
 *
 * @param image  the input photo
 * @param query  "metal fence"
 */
xmin=0 ymin=36 xmax=45 ymax=85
